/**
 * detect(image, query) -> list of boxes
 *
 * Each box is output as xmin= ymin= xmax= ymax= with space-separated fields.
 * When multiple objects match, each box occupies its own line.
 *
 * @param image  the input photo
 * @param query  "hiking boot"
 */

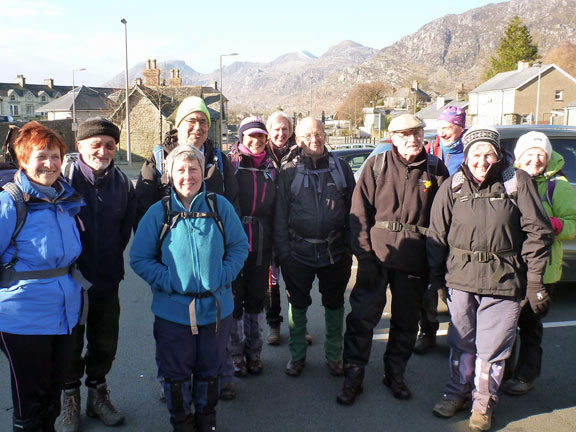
xmin=86 ymin=383 xmax=125 ymax=426
xmin=413 ymin=332 xmax=437 ymax=355
xmin=285 ymin=358 xmax=306 ymax=377
xmin=247 ymin=355 xmax=263 ymax=375
xmin=266 ymin=325 xmax=281 ymax=345
xmin=501 ymin=377 xmax=536 ymax=395
xmin=469 ymin=409 xmax=492 ymax=431
xmin=60 ymin=388 xmax=81 ymax=432
xmin=305 ymin=330 xmax=313 ymax=345
xmin=232 ymin=357 xmax=248 ymax=377
xmin=336 ymin=366 xmax=364 ymax=405
xmin=219 ymin=381 xmax=237 ymax=401
xmin=432 ymin=398 xmax=467 ymax=418
xmin=195 ymin=413 xmax=216 ymax=432
xmin=326 ymin=359 xmax=344 ymax=376
xmin=382 ymin=375 xmax=411 ymax=400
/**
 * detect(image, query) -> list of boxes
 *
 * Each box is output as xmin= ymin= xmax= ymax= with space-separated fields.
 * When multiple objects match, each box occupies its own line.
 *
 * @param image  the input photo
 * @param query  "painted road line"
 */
xmin=373 ymin=320 xmax=576 ymax=341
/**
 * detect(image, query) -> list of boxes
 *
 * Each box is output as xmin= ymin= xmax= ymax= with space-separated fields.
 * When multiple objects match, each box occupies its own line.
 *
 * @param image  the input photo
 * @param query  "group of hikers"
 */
xmin=0 ymin=97 xmax=575 ymax=432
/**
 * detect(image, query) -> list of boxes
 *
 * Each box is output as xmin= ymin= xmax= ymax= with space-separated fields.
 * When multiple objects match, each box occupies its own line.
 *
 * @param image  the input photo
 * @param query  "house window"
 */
xmin=10 ymin=105 xmax=19 ymax=116
xmin=555 ymin=90 xmax=563 ymax=101
xmin=27 ymin=105 xmax=34 ymax=115
xmin=41 ymin=95 xmax=46 ymax=102
xmin=10 ymin=95 xmax=16 ymax=101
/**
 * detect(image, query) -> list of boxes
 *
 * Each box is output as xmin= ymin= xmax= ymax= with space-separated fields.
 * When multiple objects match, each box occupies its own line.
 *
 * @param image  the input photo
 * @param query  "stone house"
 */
xmin=0 ymin=75 xmax=114 ymax=122
xmin=468 ymin=62 xmax=576 ymax=125
xmin=110 ymin=60 xmax=225 ymax=161
xmin=384 ymin=81 xmax=432 ymax=112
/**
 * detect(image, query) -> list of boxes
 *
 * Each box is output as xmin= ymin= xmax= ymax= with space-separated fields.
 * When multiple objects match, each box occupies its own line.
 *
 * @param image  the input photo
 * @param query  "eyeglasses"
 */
xmin=184 ymin=118 xmax=209 ymax=128
xmin=299 ymin=133 xmax=325 ymax=141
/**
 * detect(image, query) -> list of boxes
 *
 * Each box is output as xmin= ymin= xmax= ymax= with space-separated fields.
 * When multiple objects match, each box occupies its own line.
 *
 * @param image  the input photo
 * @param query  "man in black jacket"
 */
xmin=274 ymin=117 xmax=355 ymax=377
xmin=134 ymin=96 xmax=239 ymax=226
xmin=60 ymin=117 xmax=136 ymax=431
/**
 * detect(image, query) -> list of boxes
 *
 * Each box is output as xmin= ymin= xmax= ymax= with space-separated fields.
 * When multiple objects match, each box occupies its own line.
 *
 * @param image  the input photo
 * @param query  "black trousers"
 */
xmin=280 ymin=254 xmax=352 ymax=310
xmin=0 ymin=330 xmax=74 ymax=422
xmin=343 ymin=265 xmax=426 ymax=377
xmin=64 ymin=287 xmax=121 ymax=388
xmin=232 ymin=250 xmax=272 ymax=318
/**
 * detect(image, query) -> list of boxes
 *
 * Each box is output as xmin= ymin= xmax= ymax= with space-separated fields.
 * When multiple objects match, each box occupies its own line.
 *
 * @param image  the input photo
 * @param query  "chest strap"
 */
xmin=374 ymin=220 xmax=428 ymax=236
xmin=450 ymin=246 xmax=518 ymax=282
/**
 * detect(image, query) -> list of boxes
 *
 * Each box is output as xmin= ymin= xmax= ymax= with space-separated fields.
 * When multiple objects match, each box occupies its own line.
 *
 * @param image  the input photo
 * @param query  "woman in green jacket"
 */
xmin=503 ymin=131 xmax=576 ymax=395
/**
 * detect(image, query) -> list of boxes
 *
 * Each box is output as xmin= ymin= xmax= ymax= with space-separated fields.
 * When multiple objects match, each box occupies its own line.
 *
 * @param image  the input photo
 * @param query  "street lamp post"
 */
xmin=535 ymin=63 xmax=542 ymax=125
xmin=72 ymin=68 xmax=86 ymax=140
xmin=219 ymin=52 xmax=238 ymax=149
xmin=121 ymin=18 xmax=132 ymax=167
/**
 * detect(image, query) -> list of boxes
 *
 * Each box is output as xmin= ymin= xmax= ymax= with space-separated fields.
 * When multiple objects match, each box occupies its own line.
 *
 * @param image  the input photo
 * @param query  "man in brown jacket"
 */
xmin=337 ymin=114 xmax=449 ymax=405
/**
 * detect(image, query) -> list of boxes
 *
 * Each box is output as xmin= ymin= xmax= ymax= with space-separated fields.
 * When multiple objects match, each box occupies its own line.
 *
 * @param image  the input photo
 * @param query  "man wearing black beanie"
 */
xmin=59 ymin=117 xmax=136 ymax=431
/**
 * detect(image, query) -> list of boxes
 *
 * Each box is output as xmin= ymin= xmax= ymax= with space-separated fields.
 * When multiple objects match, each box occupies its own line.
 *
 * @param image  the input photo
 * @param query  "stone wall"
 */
xmin=1 ymin=119 xmax=76 ymax=154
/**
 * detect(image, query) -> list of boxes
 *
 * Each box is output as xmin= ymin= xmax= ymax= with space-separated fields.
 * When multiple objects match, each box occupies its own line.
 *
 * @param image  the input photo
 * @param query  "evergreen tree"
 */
xmin=483 ymin=16 xmax=539 ymax=80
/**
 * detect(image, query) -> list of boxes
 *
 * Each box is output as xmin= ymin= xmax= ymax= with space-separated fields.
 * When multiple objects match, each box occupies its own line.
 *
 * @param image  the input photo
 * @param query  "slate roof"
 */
xmin=36 ymin=86 xmax=111 ymax=113
xmin=470 ymin=64 xmax=555 ymax=93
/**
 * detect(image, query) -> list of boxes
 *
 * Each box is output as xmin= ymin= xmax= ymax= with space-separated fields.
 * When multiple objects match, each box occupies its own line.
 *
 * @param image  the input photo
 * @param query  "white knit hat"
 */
xmin=514 ymin=131 xmax=552 ymax=161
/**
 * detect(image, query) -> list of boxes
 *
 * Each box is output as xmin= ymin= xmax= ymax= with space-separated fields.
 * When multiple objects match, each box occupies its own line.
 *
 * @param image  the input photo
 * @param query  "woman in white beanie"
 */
xmin=502 ymin=131 xmax=576 ymax=395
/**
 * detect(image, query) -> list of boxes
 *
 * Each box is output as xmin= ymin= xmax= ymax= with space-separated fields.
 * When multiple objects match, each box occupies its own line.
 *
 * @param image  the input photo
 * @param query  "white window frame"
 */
xmin=555 ymin=90 xmax=563 ymax=101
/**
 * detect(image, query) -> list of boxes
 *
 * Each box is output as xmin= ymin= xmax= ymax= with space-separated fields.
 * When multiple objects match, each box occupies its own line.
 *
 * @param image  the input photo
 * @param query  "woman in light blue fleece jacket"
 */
xmin=131 ymin=145 xmax=248 ymax=432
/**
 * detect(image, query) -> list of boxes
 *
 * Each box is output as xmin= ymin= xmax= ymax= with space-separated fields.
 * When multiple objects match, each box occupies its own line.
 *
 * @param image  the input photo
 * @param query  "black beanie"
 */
xmin=77 ymin=117 xmax=120 ymax=143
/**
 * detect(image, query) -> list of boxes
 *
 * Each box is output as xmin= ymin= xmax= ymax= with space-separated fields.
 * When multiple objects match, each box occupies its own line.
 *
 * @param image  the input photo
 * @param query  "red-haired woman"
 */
xmin=0 ymin=122 xmax=85 ymax=431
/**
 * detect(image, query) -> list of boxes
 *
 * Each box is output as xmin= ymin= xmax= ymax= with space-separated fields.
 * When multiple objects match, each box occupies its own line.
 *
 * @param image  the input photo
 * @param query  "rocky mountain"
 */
xmin=319 ymin=0 xmax=576 ymax=110
xmin=104 ymin=0 xmax=576 ymax=114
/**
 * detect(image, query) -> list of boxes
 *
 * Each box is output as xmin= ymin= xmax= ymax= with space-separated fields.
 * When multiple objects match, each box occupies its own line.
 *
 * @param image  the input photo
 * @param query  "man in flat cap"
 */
xmin=415 ymin=105 xmax=467 ymax=354
xmin=337 ymin=114 xmax=449 ymax=405
xmin=134 ymin=96 xmax=239 ymax=226
xmin=60 ymin=117 xmax=136 ymax=431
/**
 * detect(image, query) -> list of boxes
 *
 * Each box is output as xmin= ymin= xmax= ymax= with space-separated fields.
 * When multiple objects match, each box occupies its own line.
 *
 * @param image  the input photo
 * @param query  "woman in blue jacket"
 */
xmin=131 ymin=145 xmax=248 ymax=432
xmin=0 ymin=122 xmax=84 ymax=431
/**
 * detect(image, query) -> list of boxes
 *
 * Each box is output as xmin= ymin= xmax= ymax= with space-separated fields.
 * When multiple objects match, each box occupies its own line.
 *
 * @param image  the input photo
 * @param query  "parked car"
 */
xmin=355 ymin=125 xmax=576 ymax=283
xmin=0 ymin=115 xmax=14 ymax=123
xmin=331 ymin=143 xmax=376 ymax=174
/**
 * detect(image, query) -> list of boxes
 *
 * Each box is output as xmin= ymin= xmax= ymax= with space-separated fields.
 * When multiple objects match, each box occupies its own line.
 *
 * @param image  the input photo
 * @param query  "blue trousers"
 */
xmin=154 ymin=315 xmax=232 ymax=417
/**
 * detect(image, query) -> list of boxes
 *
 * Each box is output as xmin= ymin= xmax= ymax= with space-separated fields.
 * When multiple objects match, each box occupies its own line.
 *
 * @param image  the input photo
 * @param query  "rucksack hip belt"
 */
xmin=0 ymin=264 xmax=73 ymax=287
xmin=289 ymin=229 xmax=343 ymax=265
xmin=187 ymin=290 xmax=222 ymax=339
xmin=374 ymin=220 xmax=428 ymax=236
xmin=450 ymin=246 xmax=518 ymax=282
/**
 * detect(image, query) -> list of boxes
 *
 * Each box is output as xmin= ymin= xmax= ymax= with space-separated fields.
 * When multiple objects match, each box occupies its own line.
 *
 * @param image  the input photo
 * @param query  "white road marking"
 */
xmin=372 ymin=320 xmax=576 ymax=341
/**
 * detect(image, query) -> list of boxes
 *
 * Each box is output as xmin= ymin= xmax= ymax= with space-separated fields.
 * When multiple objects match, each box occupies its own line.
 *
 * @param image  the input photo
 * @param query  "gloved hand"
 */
xmin=424 ymin=278 xmax=445 ymax=305
xmin=355 ymin=257 xmax=379 ymax=289
xmin=550 ymin=217 xmax=563 ymax=235
xmin=526 ymin=281 xmax=551 ymax=316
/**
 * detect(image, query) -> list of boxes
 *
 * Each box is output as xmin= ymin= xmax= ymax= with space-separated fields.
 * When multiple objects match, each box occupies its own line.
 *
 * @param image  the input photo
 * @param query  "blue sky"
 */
xmin=1 ymin=0 xmax=506 ymax=87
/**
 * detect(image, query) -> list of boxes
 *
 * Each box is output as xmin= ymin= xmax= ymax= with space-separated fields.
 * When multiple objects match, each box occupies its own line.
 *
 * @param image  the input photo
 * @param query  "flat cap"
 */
xmin=388 ymin=114 xmax=426 ymax=133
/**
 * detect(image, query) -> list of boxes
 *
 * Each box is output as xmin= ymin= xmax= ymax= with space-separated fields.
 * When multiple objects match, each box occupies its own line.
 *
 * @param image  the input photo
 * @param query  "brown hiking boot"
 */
xmin=469 ymin=409 xmax=492 ymax=431
xmin=60 ymin=388 xmax=81 ymax=432
xmin=266 ymin=325 xmax=281 ymax=345
xmin=86 ymin=383 xmax=125 ymax=426
xmin=432 ymin=398 xmax=467 ymax=418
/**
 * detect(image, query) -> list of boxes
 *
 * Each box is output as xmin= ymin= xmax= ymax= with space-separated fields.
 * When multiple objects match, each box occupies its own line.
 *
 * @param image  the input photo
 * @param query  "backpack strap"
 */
xmin=372 ymin=152 xmax=385 ymax=182
xmin=1 ymin=182 xmax=28 ymax=270
xmin=153 ymin=145 xmax=165 ymax=176
xmin=205 ymin=192 xmax=226 ymax=250
xmin=328 ymin=153 xmax=347 ymax=193
xmin=452 ymin=167 xmax=517 ymax=203
xmin=213 ymin=147 xmax=225 ymax=175
xmin=62 ymin=153 xmax=78 ymax=183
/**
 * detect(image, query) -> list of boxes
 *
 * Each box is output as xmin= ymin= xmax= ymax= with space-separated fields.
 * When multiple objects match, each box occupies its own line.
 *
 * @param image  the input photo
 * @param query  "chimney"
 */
xmin=143 ymin=58 xmax=161 ymax=87
xmin=456 ymin=83 xmax=466 ymax=102
xmin=170 ymin=69 xmax=175 ymax=78
xmin=168 ymin=71 xmax=182 ymax=87
xmin=517 ymin=61 xmax=530 ymax=71
xmin=16 ymin=75 xmax=26 ymax=87
xmin=135 ymin=77 xmax=143 ymax=86
xmin=436 ymin=97 xmax=445 ymax=109
xmin=412 ymin=80 xmax=419 ymax=91
xmin=44 ymin=78 xmax=54 ymax=88
xmin=213 ymin=81 xmax=219 ymax=91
